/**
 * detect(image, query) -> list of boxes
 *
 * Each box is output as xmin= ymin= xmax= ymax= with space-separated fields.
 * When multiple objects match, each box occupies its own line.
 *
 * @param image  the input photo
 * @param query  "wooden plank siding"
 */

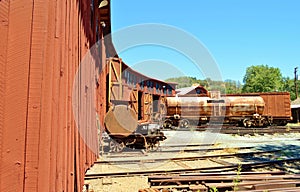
xmin=0 ymin=0 xmax=107 ymax=191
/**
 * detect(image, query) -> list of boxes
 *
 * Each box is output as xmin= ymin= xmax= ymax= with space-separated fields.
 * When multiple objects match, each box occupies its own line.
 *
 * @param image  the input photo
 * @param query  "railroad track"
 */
xmin=220 ymin=126 xmax=300 ymax=135
xmin=101 ymin=137 xmax=300 ymax=157
xmin=85 ymin=157 xmax=300 ymax=180
xmin=141 ymin=171 xmax=300 ymax=192
xmin=164 ymin=125 xmax=300 ymax=135
xmin=95 ymin=147 xmax=282 ymax=164
xmin=101 ymin=146 xmax=255 ymax=157
xmin=97 ymin=149 xmax=281 ymax=165
xmin=87 ymin=132 xmax=300 ymax=191
xmin=86 ymin=144 xmax=300 ymax=179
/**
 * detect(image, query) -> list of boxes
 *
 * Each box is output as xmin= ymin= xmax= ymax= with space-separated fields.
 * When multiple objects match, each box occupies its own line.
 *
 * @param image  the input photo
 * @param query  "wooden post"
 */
xmin=295 ymin=67 xmax=299 ymax=99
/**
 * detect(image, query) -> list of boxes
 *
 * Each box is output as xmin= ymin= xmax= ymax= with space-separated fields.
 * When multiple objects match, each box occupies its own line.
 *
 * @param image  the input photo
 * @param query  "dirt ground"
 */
xmin=84 ymin=131 xmax=300 ymax=192
xmin=84 ymin=176 xmax=148 ymax=192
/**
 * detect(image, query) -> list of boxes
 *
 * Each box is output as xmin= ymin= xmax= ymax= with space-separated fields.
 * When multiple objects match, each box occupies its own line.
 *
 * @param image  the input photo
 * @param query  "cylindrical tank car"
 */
xmin=104 ymin=105 xmax=166 ymax=152
xmin=164 ymin=95 xmax=271 ymax=128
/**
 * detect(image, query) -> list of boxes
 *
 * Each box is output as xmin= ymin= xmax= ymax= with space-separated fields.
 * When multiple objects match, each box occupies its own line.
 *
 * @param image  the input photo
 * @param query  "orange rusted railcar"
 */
xmin=164 ymin=86 xmax=292 ymax=128
xmin=224 ymin=92 xmax=292 ymax=126
xmin=165 ymin=95 xmax=267 ymax=128
xmin=259 ymin=92 xmax=292 ymax=125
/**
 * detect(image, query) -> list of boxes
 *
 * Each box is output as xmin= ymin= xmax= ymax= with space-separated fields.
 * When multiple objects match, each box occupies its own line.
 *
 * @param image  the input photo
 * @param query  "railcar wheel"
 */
xmin=147 ymin=141 xmax=160 ymax=152
xmin=163 ymin=119 xmax=172 ymax=129
xmin=243 ymin=118 xmax=252 ymax=128
xmin=261 ymin=117 xmax=269 ymax=127
xmin=109 ymin=140 xmax=125 ymax=153
xmin=179 ymin=119 xmax=189 ymax=128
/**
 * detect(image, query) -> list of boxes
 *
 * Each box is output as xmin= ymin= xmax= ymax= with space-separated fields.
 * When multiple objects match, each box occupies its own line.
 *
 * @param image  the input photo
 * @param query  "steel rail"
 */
xmin=96 ymin=149 xmax=282 ymax=164
xmin=85 ymin=157 xmax=300 ymax=179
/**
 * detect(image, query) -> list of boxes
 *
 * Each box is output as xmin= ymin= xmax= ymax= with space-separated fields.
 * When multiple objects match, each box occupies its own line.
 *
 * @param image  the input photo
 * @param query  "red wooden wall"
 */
xmin=0 ymin=0 xmax=108 ymax=191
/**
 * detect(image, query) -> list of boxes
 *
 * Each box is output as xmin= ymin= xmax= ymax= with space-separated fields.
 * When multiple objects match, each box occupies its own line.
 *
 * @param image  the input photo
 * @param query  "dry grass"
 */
xmin=222 ymin=147 xmax=239 ymax=154
xmin=287 ymin=123 xmax=300 ymax=127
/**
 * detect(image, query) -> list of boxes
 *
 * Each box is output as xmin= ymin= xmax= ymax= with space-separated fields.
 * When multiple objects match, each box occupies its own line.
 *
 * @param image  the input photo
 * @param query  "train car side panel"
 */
xmin=260 ymin=92 xmax=292 ymax=125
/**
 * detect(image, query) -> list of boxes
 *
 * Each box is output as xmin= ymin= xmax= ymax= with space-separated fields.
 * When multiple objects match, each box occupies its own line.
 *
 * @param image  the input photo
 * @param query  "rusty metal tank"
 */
xmin=104 ymin=105 xmax=138 ymax=138
xmin=224 ymin=96 xmax=265 ymax=117
xmin=166 ymin=97 xmax=213 ymax=118
xmin=166 ymin=96 xmax=265 ymax=118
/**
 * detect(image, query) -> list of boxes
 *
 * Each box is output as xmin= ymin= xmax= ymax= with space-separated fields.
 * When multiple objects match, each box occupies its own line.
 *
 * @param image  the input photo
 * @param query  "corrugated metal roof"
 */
xmin=176 ymin=86 xmax=198 ymax=95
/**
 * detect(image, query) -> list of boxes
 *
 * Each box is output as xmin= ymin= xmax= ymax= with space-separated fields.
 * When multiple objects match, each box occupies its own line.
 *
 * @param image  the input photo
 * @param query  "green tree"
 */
xmin=242 ymin=64 xmax=283 ymax=93
xmin=165 ymin=76 xmax=199 ymax=88
xmin=225 ymin=79 xmax=242 ymax=94
xmin=282 ymin=76 xmax=298 ymax=101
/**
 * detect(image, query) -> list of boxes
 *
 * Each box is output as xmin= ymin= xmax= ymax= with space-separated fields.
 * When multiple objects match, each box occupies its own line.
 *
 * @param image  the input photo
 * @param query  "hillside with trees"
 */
xmin=165 ymin=77 xmax=243 ymax=94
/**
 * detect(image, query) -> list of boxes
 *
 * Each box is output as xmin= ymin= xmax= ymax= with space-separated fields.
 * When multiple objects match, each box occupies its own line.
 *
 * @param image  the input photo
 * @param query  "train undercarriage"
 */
xmin=102 ymin=123 xmax=166 ymax=153
xmin=163 ymin=113 xmax=289 ymax=129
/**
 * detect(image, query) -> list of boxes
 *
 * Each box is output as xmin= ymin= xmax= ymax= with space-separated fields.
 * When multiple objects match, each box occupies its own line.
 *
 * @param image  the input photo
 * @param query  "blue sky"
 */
xmin=110 ymin=0 xmax=300 ymax=83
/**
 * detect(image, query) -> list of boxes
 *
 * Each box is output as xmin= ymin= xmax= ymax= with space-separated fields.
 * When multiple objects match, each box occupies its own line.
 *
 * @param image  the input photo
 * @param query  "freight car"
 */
xmin=104 ymin=105 xmax=166 ymax=152
xmin=222 ymin=92 xmax=292 ymax=126
xmin=163 ymin=87 xmax=292 ymax=128
xmin=101 ymin=58 xmax=176 ymax=152
xmin=258 ymin=92 xmax=292 ymax=126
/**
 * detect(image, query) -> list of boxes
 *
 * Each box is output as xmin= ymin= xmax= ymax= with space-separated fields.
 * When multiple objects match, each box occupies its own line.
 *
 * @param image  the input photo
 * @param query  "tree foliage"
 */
xmin=282 ymin=77 xmax=298 ymax=101
xmin=165 ymin=76 xmax=199 ymax=88
xmin=242 ymin=65 xmax=283 ymax=93
xmin=225 ymin=79 xmax=242 ymax=94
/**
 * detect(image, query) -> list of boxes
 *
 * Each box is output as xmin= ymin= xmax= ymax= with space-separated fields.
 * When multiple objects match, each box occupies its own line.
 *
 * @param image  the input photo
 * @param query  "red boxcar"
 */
xmin=259 ymin=92 xmax=292 ymax=125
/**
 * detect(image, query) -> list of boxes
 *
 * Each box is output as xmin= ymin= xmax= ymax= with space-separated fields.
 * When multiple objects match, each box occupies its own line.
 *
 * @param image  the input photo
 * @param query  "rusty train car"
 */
xmin=164 ymin=87 xmax=292 ymax=128
xmin=100 ymin=58 xmax=176 ymax=152
xmin=227 ymin=92 xmax=292 ymax=126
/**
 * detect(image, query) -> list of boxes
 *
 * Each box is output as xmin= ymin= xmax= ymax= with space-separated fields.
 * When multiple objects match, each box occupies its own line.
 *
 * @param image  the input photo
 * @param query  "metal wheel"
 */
xmin=109 ymin=140 xmax=125 ymax=153
xmin=179 ymin=119 xmax=189 ymax=128
xmin=163 ymin=119 xmax=172 ymax=129
xmin=261 ymin=117 xmax=269 ymax=127
xmin=147 ymin=141 xmax=160 ymax=152
xmin=243 ymin=118 xmax=252 ymax=128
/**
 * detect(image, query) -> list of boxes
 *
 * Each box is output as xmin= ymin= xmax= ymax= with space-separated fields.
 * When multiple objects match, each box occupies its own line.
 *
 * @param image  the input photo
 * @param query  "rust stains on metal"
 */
xmin=104 ymin=105 xmax=138 ymax=137
xmin=260 ymin=92 xmax=292 ymax=119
